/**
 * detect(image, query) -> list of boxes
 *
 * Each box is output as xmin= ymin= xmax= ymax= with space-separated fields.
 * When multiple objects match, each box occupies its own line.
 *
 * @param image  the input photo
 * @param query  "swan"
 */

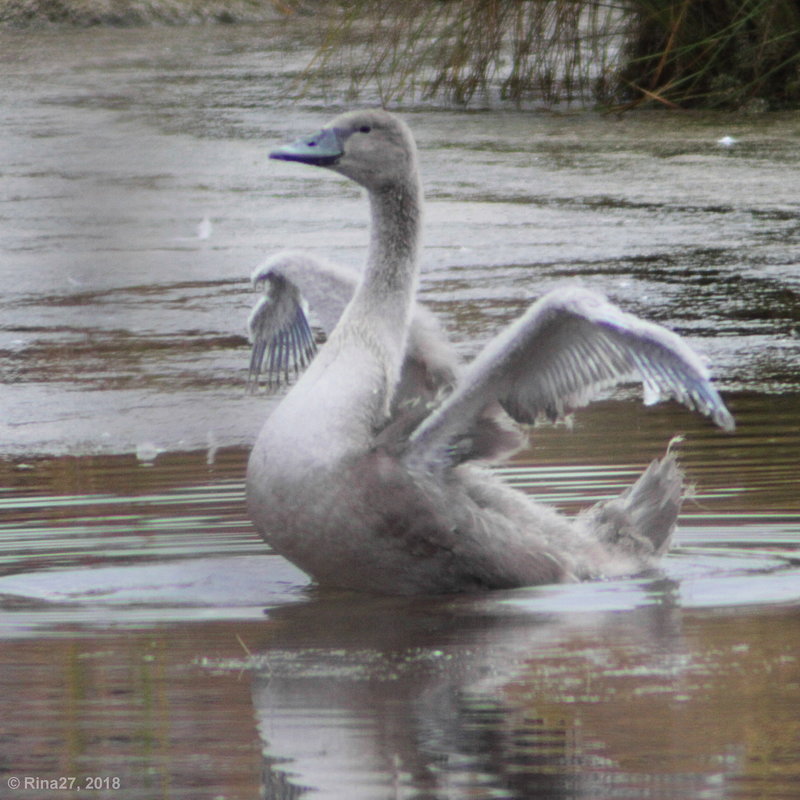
xmin=246 ymin=109 xmax=734 ymax=595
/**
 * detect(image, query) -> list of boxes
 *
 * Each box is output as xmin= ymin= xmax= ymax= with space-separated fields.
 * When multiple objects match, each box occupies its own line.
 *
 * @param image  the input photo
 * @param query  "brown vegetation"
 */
xmin=3 ymin=0 xmax=798 ymax=109
xmin=309 ymin=0 xmax=800 ymax=110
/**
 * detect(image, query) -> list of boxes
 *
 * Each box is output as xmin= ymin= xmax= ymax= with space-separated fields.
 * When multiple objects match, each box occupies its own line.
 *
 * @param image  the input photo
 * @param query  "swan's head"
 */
xmin=270 ymin=109 xmax=418 ymax=191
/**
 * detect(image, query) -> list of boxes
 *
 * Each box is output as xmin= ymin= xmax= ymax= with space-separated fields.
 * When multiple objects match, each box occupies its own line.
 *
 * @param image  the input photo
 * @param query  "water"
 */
xmin=1 ymin=21 xmax=799 ymax=800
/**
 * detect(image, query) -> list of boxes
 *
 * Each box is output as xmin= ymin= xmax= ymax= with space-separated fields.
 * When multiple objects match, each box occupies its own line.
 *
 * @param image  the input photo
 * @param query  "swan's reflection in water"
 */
xmin=250 ymin=582 xmax=797 ymax=800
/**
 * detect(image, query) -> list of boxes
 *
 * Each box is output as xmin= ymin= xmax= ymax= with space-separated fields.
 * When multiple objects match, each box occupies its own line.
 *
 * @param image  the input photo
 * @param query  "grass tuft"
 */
xmin=304 ymin=0 xmax=800 ymax=110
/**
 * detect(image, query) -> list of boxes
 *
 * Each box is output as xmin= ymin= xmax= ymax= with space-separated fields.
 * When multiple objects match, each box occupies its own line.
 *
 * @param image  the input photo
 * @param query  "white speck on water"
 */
xmin=136 ymin=441 xmax=165 ymax=464
xmin=197 ymin=215 xmax=213 ymax=240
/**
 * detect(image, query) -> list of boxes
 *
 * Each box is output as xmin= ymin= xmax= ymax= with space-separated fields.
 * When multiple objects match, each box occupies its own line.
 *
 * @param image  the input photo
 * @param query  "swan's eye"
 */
xmin=358 ymin=125 xmax=371 ymax=134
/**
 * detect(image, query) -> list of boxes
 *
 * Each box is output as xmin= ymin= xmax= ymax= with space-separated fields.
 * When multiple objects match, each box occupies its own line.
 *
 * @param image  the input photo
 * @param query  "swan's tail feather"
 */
xmin=585 ymin=448 xmax=683 ymax=561
xmin=620 ymin=452 xmax=683 ymax=556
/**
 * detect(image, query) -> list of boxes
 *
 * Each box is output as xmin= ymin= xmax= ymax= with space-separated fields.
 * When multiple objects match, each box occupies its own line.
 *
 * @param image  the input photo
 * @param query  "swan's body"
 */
xmin=246 ymin=110 xmax=734 ymax=595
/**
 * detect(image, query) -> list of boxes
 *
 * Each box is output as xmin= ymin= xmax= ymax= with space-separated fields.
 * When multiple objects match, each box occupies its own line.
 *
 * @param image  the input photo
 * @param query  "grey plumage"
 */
xmin=247 ymin=250 xmax=460 ymax=410
xmin=247 ymin=270 xmax=317 ymax=389
xmin=246 ymin=109 xmax=734 ymax=595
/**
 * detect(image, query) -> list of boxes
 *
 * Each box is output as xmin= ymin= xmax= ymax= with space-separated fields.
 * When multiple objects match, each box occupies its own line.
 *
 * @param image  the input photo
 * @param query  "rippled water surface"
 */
xmin=1 ymin=22 xmax=799 ymax=800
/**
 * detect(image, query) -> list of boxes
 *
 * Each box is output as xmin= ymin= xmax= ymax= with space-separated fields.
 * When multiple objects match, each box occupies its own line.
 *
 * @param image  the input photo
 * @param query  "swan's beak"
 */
xmin=270 ymin=127 xmax=344 ymax=167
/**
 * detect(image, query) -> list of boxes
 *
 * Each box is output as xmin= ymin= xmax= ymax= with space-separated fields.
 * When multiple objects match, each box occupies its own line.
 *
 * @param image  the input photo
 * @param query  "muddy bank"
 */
xmin=0 ymin=0 xmax=294 ymax=27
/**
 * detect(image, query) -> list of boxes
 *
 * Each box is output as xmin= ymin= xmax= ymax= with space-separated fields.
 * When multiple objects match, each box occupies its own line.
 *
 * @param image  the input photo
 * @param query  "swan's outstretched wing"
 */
xmin=247 ymin=251 xmax=358 ymax=389
xmin=247 ymin=276 xmax=317 ymax=389
xmin=408 ymin=286 xmax=734 ymax=466
xmin=246 ymin=250 xmax=460 ymax=401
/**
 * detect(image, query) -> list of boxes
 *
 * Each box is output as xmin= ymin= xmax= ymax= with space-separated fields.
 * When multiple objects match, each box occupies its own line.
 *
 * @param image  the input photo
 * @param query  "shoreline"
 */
xmin=0 ymin=0 xmax=299 ymax=27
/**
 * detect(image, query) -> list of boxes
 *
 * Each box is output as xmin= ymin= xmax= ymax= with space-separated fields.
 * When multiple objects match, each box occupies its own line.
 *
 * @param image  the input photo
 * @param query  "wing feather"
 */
xmin=408 ymin=286 xmax=733 ymax=468
xmin=247 ymin=272 xmax=318 ymax=390
xmin=246 ymin=250 xmax=460 ymax=404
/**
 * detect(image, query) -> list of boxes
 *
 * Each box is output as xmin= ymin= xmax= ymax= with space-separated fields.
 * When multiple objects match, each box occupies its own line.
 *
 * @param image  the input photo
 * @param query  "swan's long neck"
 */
xmin=340 ymin=173 xmax=422 ymax=395
xmin=362 ymin=178 xmax=421 ymax=323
